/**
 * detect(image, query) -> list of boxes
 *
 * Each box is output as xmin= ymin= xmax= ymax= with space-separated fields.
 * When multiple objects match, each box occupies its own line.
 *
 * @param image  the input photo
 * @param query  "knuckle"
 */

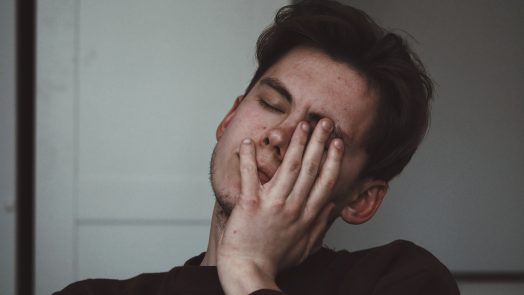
xmin=288 ymin=160 xmax=302 ymax=173
xmin=305 ymin=161 xmax=320 ymax=176
xmin=269 ymin=200 xmax=286 ymax=211
xmin=324 ymin=178 xmax=337 ymax=190
xmin=240 ymin=163 xmax=255 ymax=174
xmin=283 ymin=205 xmax=301 ymax=220
xmin=240 ymin=196 xmax=259 ymax=209
xmin=288 ymin=200 xmax=303 ymax=213
xmin=312 ymin=135 xmax=324 ymax=146
xmin=302 ymin=206 xmax=315 ymax=220
xmin=313 ymin=131 xmax=329 ymax=144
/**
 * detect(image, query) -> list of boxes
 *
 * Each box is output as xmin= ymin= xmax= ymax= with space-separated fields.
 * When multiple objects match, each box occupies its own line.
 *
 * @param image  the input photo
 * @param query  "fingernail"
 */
xmin=321 ymin=119 xmax=333 ymax=131
xmin=301 ymin=121 xmax=310 ymax=132
xmin=333 ymin=138 xmax=344 ymax=149
xmin=242 ymin=138 xmax=252 ymax=144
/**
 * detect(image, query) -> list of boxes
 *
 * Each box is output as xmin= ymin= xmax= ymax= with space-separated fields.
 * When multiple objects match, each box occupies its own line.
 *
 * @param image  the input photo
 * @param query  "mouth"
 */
xmin=235 ymin=151 xmax=275 ymax=185
xmin=257 ymin=164 xmax=276 ymax=185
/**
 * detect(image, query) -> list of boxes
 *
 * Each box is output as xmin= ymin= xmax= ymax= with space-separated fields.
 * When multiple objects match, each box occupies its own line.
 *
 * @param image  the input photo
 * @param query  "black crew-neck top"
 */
xmin=54 ymin=240 xmax=459 ymax=295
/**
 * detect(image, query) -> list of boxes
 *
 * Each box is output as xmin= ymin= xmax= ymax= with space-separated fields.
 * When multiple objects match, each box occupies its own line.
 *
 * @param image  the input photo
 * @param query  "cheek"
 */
xmin=228 ymin=110 xmax=270 ymax=139
xmin=333 ymin=152 xmax=367 ymax=197
xmin=216 ymin=111 xmax=268 ymax=157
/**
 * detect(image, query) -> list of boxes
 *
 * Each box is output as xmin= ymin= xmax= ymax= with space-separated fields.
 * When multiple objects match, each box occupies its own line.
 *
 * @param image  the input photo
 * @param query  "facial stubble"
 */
xmin=209 ymin=144 xmax=236 ymax=217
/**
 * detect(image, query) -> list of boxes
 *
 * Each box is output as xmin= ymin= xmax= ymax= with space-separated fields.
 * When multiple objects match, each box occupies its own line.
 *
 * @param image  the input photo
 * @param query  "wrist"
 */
xmin=217 ymin=258 xmax=280 ymax=295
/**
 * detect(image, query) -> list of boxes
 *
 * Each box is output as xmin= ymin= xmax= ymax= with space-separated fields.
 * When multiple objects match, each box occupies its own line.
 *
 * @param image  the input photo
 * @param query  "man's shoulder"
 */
xmin=53 ymin=252 xmax=210 ymax=294
xmin=326 ymin=240 xmax=459 ymax=295
xmin=330 ymin=239 xmax=454 ymax=278
xmin=53 ymin=271 xmax=171 ymax=295
xmin=345 ymin=239 xmax=445 ymax=264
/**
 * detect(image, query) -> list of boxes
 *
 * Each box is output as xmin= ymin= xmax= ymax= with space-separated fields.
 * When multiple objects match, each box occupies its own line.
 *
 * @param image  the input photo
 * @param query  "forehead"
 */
xmin=259 ymin=47 xmax=378 ymax=146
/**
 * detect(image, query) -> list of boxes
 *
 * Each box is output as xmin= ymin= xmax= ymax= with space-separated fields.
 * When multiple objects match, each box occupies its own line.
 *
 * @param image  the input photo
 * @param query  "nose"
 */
xmin=262 ymin=121 xmax=297 ymax=161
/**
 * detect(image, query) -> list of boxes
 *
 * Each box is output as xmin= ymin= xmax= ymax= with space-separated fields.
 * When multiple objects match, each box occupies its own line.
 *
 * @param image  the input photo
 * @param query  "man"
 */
xmin=56 ymin=1 xmax=459 ymax=294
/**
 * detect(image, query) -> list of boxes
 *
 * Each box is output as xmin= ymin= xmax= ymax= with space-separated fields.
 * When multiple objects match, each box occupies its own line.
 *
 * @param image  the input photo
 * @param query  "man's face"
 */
xmin=210 ymin=47 xmax=378 ymax=216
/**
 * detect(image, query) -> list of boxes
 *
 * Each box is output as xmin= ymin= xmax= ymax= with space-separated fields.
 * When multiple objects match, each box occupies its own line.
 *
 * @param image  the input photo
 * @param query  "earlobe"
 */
xmin=340 ymin=180 xmax=388 ymax=225
xmin=216 ymin=96 xmax=244 ymax=140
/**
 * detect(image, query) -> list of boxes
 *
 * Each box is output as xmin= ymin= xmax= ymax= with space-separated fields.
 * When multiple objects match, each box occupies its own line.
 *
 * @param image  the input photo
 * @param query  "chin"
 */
xmin=211 ymin=179 xmax=238 ymax=217
xmin=215 ymin=195 xmax=235 ymax=217
xmin=209 ymin=145 xmax=238 ymax=217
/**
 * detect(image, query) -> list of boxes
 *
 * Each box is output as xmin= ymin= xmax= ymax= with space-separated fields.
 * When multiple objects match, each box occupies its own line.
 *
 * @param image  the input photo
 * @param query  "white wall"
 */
xmin=0 ymin=0 xmax=16 ymax=294
xmin=36 ymin=1 xmax=287 ymax=295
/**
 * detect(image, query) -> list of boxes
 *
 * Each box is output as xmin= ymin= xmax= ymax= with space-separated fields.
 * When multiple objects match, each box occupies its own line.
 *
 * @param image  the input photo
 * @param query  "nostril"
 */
xmin=263 ymin=137 xmax=270 ymax=145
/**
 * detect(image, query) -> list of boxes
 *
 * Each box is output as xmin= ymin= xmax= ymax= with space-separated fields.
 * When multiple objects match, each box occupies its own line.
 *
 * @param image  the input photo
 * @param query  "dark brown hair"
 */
xmin=244 ymin=0 xmax=433 ymax=182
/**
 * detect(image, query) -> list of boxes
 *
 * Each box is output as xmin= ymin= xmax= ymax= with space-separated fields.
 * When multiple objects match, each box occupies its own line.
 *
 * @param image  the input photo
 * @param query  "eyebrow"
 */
xmin=259 ymin=77 xmax=352 ymax=144
xmin=259 ymin=77 xmax=293 ymax=103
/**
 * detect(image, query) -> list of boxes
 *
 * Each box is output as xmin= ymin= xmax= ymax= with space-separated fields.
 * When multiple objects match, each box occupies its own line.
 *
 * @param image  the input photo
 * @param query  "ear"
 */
xmin=216 ymin=96 xmax=243 ymax=140
xmin=340 ymin=179 xmax=388 ymax=225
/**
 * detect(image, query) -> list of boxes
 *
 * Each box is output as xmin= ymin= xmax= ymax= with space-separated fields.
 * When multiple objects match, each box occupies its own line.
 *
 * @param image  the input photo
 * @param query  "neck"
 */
xmin=200 ymin=202 xmax=228 ymax=266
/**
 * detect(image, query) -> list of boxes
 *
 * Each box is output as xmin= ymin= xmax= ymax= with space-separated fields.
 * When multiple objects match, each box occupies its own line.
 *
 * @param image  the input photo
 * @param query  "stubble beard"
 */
xmin=209 ymin=145 xmax=236 ymax=218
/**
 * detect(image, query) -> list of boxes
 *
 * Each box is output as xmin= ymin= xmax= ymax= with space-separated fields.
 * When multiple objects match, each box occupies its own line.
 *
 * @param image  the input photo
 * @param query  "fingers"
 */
xmin=257 ymin=118 xmax=343 ymax=217
xmin=270 ymin=121 xmax=310 ymax=199
xmin=287 ymin=119 xmax=337 ymax=206
xmin=239 ymin=138 xmax=260 ymax=202
xmin=304 ymin=138 xmax=344 ymax=217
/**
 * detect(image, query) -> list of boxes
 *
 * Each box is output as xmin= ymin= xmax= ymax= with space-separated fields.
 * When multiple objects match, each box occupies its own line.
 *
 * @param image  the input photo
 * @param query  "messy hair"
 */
xmin=245 ymin=0 xmax=433 ymax=181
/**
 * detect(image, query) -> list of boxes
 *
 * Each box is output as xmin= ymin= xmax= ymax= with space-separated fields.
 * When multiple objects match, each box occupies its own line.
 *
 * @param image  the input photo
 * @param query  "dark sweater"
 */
xmin=54 ymin=240 xmax=459 ymax=295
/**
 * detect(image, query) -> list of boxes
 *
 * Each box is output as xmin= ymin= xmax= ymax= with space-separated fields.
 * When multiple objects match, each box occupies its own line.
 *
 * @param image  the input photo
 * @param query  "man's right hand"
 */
xmin=216 ymin=118 xmax=344 ymax=295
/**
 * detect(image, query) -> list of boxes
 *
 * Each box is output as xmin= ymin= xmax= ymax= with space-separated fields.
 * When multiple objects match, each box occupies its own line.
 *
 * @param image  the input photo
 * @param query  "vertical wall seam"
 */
xmin=72 ymin=0 xmax=81 ymax=281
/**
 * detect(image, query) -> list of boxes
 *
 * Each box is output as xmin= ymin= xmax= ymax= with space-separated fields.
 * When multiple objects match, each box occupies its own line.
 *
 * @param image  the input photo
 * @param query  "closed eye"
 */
xmin=257 ymin=98 xmax=284 ymax=113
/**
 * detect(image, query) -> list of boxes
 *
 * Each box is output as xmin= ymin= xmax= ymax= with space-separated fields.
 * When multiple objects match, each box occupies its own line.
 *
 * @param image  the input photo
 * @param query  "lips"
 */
xmin=236 ymin=151 xmax=276 ymax=185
